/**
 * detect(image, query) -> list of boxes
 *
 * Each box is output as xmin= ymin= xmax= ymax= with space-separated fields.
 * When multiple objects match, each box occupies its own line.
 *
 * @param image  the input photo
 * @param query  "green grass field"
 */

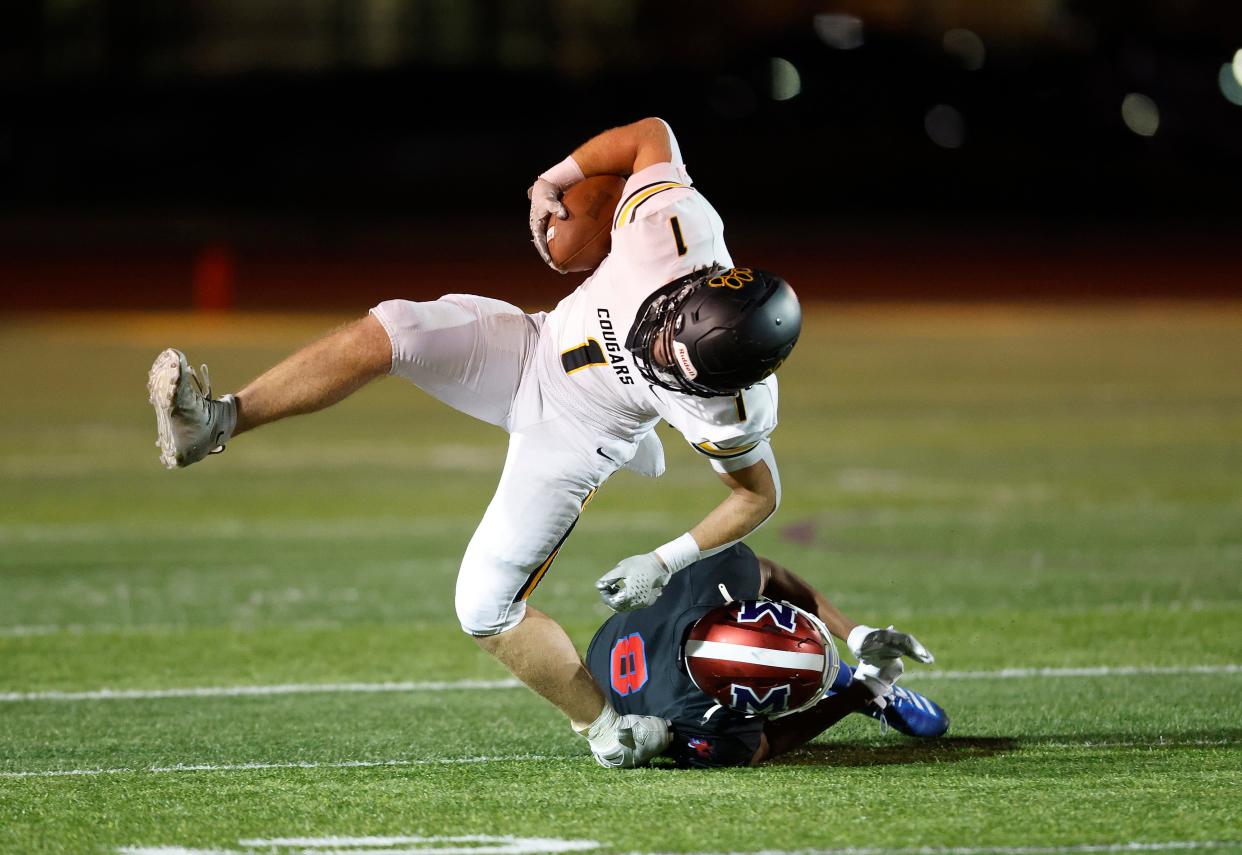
xmin=2 ymin=304 xmax=1240 ymax=855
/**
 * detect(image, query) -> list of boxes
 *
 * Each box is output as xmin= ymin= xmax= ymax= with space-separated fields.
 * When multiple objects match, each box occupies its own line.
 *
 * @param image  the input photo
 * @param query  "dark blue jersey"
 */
xmin=586 ymin=543 xmax=764 ymax=768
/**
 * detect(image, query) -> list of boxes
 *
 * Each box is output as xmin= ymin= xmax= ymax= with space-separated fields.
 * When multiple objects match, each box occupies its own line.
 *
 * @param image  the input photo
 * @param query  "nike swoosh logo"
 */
xmin=596 ymin=448 xmax=616 ymax=463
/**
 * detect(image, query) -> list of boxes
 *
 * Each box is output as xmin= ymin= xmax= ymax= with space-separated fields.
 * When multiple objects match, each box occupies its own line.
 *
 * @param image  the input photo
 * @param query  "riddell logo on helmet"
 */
xmin=672 ymin=341 xmax=698 ymax=379
xmin=688 ymin=737 xmax=713 ymax=759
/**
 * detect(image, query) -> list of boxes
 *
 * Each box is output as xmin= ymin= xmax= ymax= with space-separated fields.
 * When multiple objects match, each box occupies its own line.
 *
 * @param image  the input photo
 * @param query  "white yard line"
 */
xmin=2 ymin=737 xmax=1233 ymax=781
xmin=241 ymin=836 xmax=600 ymax=855
xmin=639 ymin=842 xmax=1242 ymax=855
xmin=3 ymin=664 xmax=1239 ymax=704
xmin=106 ymin=840 xmax=1242 ymax=855
xmin=0 ymin=625 xmax=65 ymax=637
xmin=0 ymin=619 xmax=388 ymax=638
xmin=1027 ymin=739 xmax=1234 ymax=750
xmin=119 ymin=836 xmax=602 ymax=855
xmin=0 ymin=678 xmax=523 ymax=702
xmin=904 ymin=664 xmax=1242 ymax=681
xmin=0 ymin=754 xmax=571 ymax=779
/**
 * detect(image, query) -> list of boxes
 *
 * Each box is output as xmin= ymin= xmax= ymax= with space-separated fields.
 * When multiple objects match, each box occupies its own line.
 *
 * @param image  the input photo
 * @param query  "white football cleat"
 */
xmin=590 ymin=714 xmax=671 ymax=769
xmin=148 ymin=348 xmax=237 ymax=469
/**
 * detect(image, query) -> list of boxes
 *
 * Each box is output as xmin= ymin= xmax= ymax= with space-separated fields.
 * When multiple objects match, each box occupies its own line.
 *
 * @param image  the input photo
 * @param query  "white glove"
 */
xmin=592 ymin=715 xmax=672 ymax=769
xmin=847 ymin=624 xmax=935 ymax=665
xmin=527 ymin=177 xmax=568 ymax=273
xmin=595 ymin=552 xmax=671 ymax=612
xmin=851 ymin=658 xmax=905 ymax=709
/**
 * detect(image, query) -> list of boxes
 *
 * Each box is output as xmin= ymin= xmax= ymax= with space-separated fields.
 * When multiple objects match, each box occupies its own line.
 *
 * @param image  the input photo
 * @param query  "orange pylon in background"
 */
xmin=192 ymin=244 xmax=235 ymax=312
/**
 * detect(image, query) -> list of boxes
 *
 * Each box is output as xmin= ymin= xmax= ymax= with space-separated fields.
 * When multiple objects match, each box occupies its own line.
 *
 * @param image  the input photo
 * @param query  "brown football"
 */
xmin=546 ymin=174 xmax=626 ymax=273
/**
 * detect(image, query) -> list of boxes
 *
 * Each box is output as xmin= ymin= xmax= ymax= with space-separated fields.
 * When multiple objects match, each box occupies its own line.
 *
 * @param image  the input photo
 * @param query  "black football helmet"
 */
xmin=626 ymin=266 xmax=801 ymax=398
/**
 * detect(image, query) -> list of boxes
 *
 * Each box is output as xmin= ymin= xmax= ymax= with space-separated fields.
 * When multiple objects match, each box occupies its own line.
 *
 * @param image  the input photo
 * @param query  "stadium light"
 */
xmin=813 ymin=14 xmax=864 ymax=50
xmin=1233 ymin=49 xmax=1242 ymax=85
xmin=1121 ymin=93 xmax=1159 ymax=137
xmin=924 ymin=104 xmax=965 ymax=149
xmin=1220 ymin=62 xmax=1242 ymax=106
xmin=770 ymin=58 xmax=802 ymax=101
xmin=943 ymin=28 xmax=986 ymax=71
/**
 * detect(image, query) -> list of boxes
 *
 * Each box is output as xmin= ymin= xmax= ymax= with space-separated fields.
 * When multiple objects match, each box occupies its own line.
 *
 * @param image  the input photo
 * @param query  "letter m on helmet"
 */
xmin=729 ymin=683 xmax=791 ymax=715
xmin=735 ymin=600 xmax=799 ymax=632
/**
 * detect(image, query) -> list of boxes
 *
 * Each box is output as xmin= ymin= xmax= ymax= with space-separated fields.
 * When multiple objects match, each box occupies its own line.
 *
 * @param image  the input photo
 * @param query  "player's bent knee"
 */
xmin=456 ymin=535 xmax=545 ymax=637
xmin=455 ymin=568 xmax=528 ymax=637
xmin=457 ymin=599 xmax=527 ymax=638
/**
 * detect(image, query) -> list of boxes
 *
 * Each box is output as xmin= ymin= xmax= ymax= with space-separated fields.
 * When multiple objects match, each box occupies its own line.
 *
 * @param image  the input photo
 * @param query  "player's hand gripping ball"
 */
xmin=538 ymin=175 xmax=625 ymax=274
xmin=528 ymin=177 xmax=566 ymax=272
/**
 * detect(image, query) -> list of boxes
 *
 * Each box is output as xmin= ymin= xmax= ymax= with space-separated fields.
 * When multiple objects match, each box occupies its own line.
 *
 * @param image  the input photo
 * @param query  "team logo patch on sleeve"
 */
xmin=687 ymin=737 xmax=714 ymax=760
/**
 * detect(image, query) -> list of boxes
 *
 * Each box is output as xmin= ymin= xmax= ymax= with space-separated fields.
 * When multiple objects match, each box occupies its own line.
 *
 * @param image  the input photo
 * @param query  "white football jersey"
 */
xmin=536 ymin=151 xmax=779 ymax=470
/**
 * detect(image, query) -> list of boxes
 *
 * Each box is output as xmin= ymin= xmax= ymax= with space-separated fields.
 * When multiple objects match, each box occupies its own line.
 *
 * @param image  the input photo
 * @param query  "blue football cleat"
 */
xmin=861 ymin=685 xmax=950 ymax=738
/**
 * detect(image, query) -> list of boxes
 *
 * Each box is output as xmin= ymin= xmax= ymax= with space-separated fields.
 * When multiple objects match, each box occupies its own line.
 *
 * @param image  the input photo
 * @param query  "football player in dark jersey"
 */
xmin=585 ymin=543 xmax=949 ymax=768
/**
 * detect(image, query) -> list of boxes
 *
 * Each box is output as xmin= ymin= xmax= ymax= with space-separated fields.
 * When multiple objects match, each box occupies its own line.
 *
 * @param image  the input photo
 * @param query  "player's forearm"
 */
xmin=569 ymin=118 xmax=672 ymax=178
xmin=652 ymin=458 xmax=778 ymax=571
xmin=688 ymin=486 xmax=776 ymax=554
xmin=753 ymin=682 xmax=874 ymax=764
xmin=759 ymin=558 xmax=859 ymax=642
xmin=681 ymin=456 xmax=779 ymax=557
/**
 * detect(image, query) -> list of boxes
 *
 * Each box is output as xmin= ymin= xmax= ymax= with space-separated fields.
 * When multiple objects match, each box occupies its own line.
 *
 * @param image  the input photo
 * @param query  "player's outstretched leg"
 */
xmin=474 ymin=607 xmax=671 ymax=768
xmin=148 ymin=348 xmax=238 ymax=469
xmin=148 ymin=315 xmax=391 ymax=468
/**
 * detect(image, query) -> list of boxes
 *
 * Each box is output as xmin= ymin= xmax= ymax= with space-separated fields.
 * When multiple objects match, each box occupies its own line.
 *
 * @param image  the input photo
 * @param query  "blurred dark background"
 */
xmin=2 ymin=0 xmax=1241 ymax=308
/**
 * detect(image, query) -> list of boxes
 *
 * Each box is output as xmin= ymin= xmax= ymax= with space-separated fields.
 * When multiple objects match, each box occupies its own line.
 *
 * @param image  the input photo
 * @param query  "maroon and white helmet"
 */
xmin=684 ymin=599 xmax=840 ymax=718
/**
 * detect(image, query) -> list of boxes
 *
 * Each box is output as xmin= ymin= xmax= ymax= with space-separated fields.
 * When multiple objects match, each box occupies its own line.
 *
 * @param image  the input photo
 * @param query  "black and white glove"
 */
xmin=848 ymin=624 xmax=935 ymax=665
xmin=527 ymin=178 xmax=568 ymax=273
xmin=595 ymin=553 xmax=671 ymax=612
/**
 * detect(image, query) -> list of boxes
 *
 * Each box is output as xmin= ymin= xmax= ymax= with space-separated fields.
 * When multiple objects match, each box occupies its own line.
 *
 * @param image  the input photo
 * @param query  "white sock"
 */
xmin=575 ymin=704 xmax=621 ymax=750
xmin=217 ymin=394 xmax=238 ymax=445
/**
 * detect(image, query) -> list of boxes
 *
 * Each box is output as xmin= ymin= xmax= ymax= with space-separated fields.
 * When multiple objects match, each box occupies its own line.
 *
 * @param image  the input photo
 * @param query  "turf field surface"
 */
xmin=1 ymin=304 xmax=1240 ymax=855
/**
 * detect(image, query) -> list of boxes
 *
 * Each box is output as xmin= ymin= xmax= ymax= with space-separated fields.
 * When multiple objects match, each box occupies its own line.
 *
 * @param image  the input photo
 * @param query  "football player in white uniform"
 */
xmin=147 ymin=117 xmax=801 ymax=769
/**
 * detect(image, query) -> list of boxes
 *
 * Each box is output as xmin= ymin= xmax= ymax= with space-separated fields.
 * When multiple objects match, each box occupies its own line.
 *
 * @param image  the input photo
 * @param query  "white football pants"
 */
xmin=370 ymin=295 xmax=638 ymax=636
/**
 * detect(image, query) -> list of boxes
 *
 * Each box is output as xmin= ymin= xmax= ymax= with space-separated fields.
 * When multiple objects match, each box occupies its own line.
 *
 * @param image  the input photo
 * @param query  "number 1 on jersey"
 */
xmin=669 ymin=216 xmax=688 ymax=257
xmin=561 ymin=338 xmax=607 ymax=375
